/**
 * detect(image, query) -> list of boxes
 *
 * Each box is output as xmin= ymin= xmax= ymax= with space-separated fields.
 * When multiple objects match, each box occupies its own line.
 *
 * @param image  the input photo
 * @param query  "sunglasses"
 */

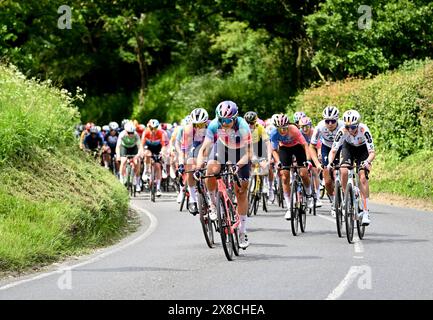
xmin=278 ymin=126 xmax=289 ymax=132
xmin=127 ymin=131 xmax=135 ymax=135
xmin=219 ymin=118 xmax=234 ymax=125
xmin=325 ymin=119 xmax=337 ymax=124
xmin=301 ymin=125 xmax=311 ymax=131
xmin=345 ymin=124 xmax=358 ymax=130
xmin=193 ymin=122 xmax=206 ymax=129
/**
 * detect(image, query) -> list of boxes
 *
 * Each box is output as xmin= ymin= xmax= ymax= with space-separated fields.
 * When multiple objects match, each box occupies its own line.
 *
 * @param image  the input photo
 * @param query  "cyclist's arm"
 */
xmin=197 ymin=137 xmax=213 ymax=168
xmin=309 ymin=143 xmax=321 ymax=168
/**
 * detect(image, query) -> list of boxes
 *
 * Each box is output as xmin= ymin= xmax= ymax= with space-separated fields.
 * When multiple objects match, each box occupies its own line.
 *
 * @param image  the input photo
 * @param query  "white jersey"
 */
xmin=311 ymin=120 xmax=345 ymax=148
xmin=332 ymin=123 xmax=375 ymax=152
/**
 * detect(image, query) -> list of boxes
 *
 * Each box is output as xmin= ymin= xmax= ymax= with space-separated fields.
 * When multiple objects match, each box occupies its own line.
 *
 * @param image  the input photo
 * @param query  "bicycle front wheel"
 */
xmin=217 ymin=193 xmax=233 ymax=261
xmin=335 ymin=181 xmax=344 ymax=238
xmin=344 ymin=184 xmax=355 ymax=244
xmin=198 ymin=193 xmax=214 ymax=248
xmin=290 ymin=180 xmax=299 ymax=236
xmin=229 ymin=203 xmax=240 ymax=256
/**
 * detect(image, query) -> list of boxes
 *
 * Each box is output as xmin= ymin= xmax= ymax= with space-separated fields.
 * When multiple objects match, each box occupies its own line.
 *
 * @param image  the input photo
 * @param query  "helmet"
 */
xmin=124 ymin=122 xmax=136 ymax=133
xmin=109 ymin=121 xmax=119 ymax=131
xmin=96 ymin=126 xmax=101 ymax=132
xmin=322 ymin=105 xmax=339 ymax=120
xmin=216 ymin=101 xmax=238 ymax=119
xmin=149 ymin=119 xmax=160 ymax=129
xmin=136 ymin=124 xmax=145 ymax=136
xmin=299 ymin=116 xmax=312 ymax=127
xmin=244 ymin=111 xmax=258 ymax=124
xmin=102 ymin=125 xmax=109 ymax=132
xmin=190 ymin=108 xmax=209 ymax=124
xmin=85 ymin=122 xmax=93 ymax=131
xmin=272 ymin=113 xmax=289 ymax=127
xmin=121 ymin=119 xmax=130 ymax=128
xmin=89 ymin=126 xmax=98 ymax=134
xmin=343 ymin=110 xmax=361 ymax=126
xmin=181 ymin=115 xmax=192 ymax=127
xmin=293 ymin=111 xmax=306 ymax=123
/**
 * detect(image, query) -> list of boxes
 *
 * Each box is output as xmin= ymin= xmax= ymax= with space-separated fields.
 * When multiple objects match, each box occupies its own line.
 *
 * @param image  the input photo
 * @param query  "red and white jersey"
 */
xmin=332 ymin=123 xmax=375 ymax=152
xmin=311 ymin=120 xmax=345 ymax=148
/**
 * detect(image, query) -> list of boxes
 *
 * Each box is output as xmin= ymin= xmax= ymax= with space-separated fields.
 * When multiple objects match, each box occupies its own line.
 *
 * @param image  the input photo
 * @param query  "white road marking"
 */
xmin=326 ymin=266 xmax=363 ymax=300
xmin=0 ymin=204 xmax=157 ymax=291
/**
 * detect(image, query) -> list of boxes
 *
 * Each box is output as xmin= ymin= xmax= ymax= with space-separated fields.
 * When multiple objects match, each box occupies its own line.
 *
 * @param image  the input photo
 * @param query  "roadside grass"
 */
xmin=0 ymin=64 xmax=132 ymax=273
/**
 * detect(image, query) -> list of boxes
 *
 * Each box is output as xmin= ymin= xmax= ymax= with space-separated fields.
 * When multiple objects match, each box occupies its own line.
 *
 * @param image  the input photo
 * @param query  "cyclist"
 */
xmin=293 ymin=111 xmax=306 ymax=127
xmin=327 ymin=110 xmax=375 ymax=226
xmin=299 ymin=116 xmax=322 ymax=207
xmin=178 ymin=108 xmax=210 ymax=215
xmin=244 ymin=111 xmax=274 ymax=203
xmin=309 ymin=106 xmax=345 ymax=216
xmin=79 ymin=122 xmax=94 ymax=150
xmin=116 ymin=122 xmax=143 ymax=191
xmin=141 ymin=119 xmax=169 ymax=197
xmin=106 ymin=122 xmax=120 ymax=175
xmin=196 ymin=101 xmax=252 ymax=249
xmin=270 ymin=113 xmax=314 ymax=220
xmin=174 ymin=116 xmax=192 ymax=203
xmin=83 ymin=126 xmax=104 ymax=153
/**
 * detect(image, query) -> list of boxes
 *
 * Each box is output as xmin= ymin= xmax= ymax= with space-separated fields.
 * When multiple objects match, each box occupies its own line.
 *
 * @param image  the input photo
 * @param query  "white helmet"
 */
xmin=322 ymin=105 xmax=339 ymax=120
xmin=109 ymin=121 xmax=119 ymax=131
xmin=272 ymin=113 xmax=289 ymax=128
xmin=343 ymin=110 xmax=361 ymax=126
xmin=124 ymin=122 xmax=136 ymax=133
xmin=181 ymin=115 xmax=192 ymax=126
xmin=190 ymin=108 xmax=209 ymax=124
xmin=148 ymin=119 xmax=160 ymax=129
xmin=293 ymin=111 xmax=306 ymax=123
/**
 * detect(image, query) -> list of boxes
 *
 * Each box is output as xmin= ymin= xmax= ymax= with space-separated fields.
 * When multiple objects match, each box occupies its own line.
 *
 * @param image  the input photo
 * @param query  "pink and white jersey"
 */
xmin=311 ymin=120 xmax=345 ymax=148
xmin=332 ymin=123 xmax=375 ymax=152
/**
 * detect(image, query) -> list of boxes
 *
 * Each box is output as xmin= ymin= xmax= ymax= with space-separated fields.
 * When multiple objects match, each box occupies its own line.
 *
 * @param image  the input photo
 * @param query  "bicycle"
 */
xmin=342 ymin=164 xmax=367 ymax=244
xmin=248 ymin=157 xmax=268 ymax=216
xmin=149 ymin=153 xmax=163 ymax=202
xmin=178 ymin=172 xmax=190 ymax=212
xmin=280 ymin=164 xmax=308 ymax=236
xmin=331 ymin=165 xmax=345 ymax=238
xmin=276 ymin=168 xmax=285 ymax=209
xmin=125 ymin=155 xmax=137 ymax=198
xmin=191 ymin=168 xmax=216 ymax=248
xmin=199 ymin=164 xmax=241 ymax=261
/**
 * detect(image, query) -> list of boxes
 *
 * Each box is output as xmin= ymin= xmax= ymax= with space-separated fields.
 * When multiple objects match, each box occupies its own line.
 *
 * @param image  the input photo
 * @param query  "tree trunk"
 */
xmin=136 ymin=35 xmax=146 ymax=112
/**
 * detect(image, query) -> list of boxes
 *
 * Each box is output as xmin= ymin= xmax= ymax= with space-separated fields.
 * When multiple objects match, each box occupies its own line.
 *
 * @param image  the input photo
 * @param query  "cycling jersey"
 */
xmin=117 ymin=130 xmax=141 ymax=149
xmin=270 ymin=125 xmax=306 ymax=150
xmin=311 ymin=120 xmax=345 ymax=148
xmin=83 ymin=134 xmax=104 ymax=150
xmin=105 ymin=133 xmax=119 ymax=152
xmin=142 ymin=128 xmax=169 ymax=148
xmin=206 ymin=117 xmax=252 ymax=149
xmin=331 ymin=123 xmax=375 ymax=152
xmin=250 ymin=123 xmax=269 ymax=144
xmin=181 ymin=124 xmax=208 ymax=153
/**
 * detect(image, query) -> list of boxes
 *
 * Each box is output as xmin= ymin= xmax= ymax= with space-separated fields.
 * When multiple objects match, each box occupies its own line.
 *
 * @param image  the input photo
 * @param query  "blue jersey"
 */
xmin=206 ymin=117 xmax=251 ymax=149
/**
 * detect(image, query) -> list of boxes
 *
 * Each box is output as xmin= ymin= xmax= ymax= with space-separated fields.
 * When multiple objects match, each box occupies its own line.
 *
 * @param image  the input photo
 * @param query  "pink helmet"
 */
xmin=216 ymin=101 xmax=238 ymax=119
xmin=299 ymin=116 xmax=312 ymax=127
xmin=272 ymin=114 xmax=289 ymax=127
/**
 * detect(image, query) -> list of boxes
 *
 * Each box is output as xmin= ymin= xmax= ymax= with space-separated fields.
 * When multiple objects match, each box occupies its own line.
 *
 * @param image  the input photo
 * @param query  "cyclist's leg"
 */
xmin=356 ymin=145 xmax=370 ymax=213
xmin=340 ymin=142 xmax=353 ymax=193
xmin=279 ymin=146 xmax=293 ymax=209
xmin=322 ymin=144 xmax=335 ymax=200
xmin=186 ymin=157 xmax=198 ymax=206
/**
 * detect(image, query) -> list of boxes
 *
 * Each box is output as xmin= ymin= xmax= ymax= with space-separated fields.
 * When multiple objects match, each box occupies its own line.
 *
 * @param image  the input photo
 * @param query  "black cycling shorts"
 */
xmin=120 ymin=145 xmax=138 ymax=157
xmin=340 ymin=142 xmax=369 ymax=167
xmin=279 ymin=144 xmax=307 ymax=167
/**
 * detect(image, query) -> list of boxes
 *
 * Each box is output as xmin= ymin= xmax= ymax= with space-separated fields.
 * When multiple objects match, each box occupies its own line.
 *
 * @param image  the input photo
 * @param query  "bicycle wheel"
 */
xmin=247 ymin=189 xmax=254 ymax=217
xmin=262 ymin=193 xmax=268 ymax=212
xmin=216 ymin=193 xmax=233 ymax=261
xmin=179 ymin=188 xmax=186 ymax=212
xmin=300 ymin=189 xmax=307 ymax=233
xmin=229 ymin=203 xmax=240 ymax=256
xmin=357 ymin=201 xmax=365 ymax=239
xmin=198 ymin=193 xmax=214 ymax=248
xmin=279 ymin=177 xmax=285 ymax=209
xmin=344 ymin=184 xmax=355 ymax=244
xmin=253 ymin=195 xmax=259 ymax=216
xmin=335 ymin=180 xmax=343 ymax=238
xmin=290 ymin=179 xmax=299 ymax=236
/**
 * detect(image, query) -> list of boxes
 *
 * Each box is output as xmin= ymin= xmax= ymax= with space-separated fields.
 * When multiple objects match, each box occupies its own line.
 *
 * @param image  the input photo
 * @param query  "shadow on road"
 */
xmin=74 ymin=266 xmax=189 ymax=273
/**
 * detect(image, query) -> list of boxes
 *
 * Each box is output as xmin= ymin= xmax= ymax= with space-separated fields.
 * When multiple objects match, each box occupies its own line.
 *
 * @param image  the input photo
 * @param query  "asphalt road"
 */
xmin=1 ymin=191 xmax=433 ymax=300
